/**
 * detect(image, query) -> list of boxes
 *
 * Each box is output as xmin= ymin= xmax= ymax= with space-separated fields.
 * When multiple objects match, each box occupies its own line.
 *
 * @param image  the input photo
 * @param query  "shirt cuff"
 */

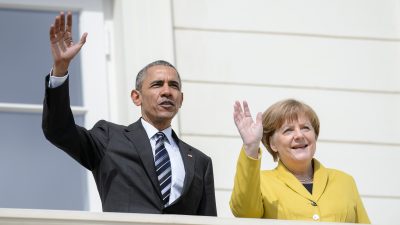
xmin=48 ymin=69 xmax=68 ymax=88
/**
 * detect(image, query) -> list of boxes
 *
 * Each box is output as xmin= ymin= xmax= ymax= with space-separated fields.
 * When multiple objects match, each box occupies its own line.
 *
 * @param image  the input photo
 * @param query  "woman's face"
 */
xmin=270 ymin=114 xmax=316 ymax=167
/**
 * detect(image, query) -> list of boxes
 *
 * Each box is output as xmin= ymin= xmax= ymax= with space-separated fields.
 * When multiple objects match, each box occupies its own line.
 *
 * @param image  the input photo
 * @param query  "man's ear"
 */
xmin=131 ymin=90 xmax=141 ymax=106
xmin=178 ymin=92 xmax=184 ymax=108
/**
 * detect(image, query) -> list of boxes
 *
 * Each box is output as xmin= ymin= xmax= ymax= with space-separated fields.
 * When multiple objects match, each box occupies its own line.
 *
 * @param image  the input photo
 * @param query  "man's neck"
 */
xmin=141 ymin=117 xmax=171 ymax=131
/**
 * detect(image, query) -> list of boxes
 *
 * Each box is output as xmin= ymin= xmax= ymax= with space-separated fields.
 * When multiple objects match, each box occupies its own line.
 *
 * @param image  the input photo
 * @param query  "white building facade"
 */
xmin=0 ymin=0 xmax=399 ymax=224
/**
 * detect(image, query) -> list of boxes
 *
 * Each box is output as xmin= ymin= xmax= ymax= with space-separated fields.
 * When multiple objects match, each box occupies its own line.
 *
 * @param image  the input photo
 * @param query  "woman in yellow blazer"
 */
xmin=230 ymin=99 xmax=370 ymax=223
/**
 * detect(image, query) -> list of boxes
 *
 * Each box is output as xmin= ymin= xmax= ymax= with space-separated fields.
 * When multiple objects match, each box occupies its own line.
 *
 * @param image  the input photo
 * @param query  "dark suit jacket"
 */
xmin=42 ymin=75 xmax=217 ymax=216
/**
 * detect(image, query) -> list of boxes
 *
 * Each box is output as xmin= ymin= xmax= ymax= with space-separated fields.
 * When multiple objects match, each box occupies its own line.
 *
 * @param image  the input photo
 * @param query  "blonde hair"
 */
xmin=261 ymin=99 xmax=320 ymax=161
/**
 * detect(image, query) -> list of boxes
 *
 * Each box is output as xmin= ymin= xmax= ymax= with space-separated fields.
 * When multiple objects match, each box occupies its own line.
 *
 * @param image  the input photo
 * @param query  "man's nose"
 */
xmin=160 ymin=84 xmax=172 ymax=96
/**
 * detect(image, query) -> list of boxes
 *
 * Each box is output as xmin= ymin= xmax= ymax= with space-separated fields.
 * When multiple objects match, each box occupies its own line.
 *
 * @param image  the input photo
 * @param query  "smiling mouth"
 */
xmin=292 ymin=144 xmax=308 ymax=149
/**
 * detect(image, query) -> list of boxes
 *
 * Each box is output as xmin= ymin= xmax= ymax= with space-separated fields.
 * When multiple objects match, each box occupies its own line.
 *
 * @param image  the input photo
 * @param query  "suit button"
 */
xmin=312 ymin=214 xmax=320 ymax=221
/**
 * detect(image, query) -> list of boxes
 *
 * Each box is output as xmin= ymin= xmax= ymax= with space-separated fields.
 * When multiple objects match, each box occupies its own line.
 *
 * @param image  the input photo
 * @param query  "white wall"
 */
xmin=171 ymin=0 xmax=400 ymax=223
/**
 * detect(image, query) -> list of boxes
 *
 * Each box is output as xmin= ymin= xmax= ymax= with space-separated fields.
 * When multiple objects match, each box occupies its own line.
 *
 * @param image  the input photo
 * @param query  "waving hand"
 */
xmin=49 ymin=11 xmax=87 ymax=76
xmin=233 ymin=101 xmax=263 ymax=158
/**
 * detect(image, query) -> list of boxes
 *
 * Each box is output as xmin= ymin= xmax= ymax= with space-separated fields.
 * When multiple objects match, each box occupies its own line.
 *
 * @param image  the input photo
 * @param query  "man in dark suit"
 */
xmin=42 ymin=11 xmax=217 ymax=216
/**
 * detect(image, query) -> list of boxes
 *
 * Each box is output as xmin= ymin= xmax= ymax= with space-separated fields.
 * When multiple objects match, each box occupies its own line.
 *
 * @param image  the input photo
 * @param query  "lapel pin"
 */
xmin=187 ymin=154 xmax=193 ymax=158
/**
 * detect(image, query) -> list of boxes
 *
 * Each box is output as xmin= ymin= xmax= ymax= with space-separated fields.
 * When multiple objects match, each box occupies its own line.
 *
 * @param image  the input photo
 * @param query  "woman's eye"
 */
xmin=283 ymin=129 xmax=292 ymax=134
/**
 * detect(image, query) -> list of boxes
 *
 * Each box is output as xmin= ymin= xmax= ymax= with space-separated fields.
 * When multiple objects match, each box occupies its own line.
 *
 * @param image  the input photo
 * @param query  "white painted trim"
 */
xmin=0 ymin=208 xmax=358 ymax=225
xmin=0 ymin=0 xmax=101 ymax=11
xmin=0 ymin=102 xmax=86 ymax=115
xmin=1 ymin=1 xmax=108 ymax=212
xmin=78 ymin=7 xmax=110 ymax=213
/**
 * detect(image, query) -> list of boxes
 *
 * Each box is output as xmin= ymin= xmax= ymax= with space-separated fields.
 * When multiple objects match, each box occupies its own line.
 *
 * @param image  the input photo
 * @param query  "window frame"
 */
xmin=0 ymin=0 xmax=109 ymax=211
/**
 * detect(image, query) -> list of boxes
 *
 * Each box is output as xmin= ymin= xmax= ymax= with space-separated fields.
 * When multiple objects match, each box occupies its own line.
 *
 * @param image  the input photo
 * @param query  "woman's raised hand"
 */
xmin=233 ymin=101 xmax=263 ymax=158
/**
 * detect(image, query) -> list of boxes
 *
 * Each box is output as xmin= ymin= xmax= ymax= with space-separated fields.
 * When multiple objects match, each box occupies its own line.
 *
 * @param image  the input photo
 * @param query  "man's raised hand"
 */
xmin=49 ymin=11 xmax=87 ymax=76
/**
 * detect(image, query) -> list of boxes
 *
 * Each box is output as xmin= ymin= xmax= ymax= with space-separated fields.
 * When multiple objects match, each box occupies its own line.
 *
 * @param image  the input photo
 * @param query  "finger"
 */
xmin=77 ymin=32 xmax=88 ymax=47
xmin=233 ymin=101 xmax=240 ymax=113
xmin=243 ymin=100 xmax=252 ymax=117
xmin=234 ymin=100 xmax=245 ymax=119
xmin=49 ymin=24 xmax=56 ymax=43
xmin=54 ymin=15 xmax=61 ymax=36
xmin=236 ymin=101 xmax=243 ymax=114
xmin=54 ymin=15 xmax=65 ymax=46
xmin=49 ymin=23 xmax=62 ymax=59
xmin=233 ymin=101 xmax=242 ymax=122
xmin=60 ymin=11 xmax=65 ymax=33
xmin=66 ymin=11 xmax=72 ymax=33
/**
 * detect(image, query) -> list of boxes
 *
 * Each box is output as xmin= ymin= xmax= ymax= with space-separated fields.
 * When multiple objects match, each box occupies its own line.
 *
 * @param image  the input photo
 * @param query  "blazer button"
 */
xmin=311 ymin=201 xmax=317 ymax=206
xmin=312 ymin=214 xmax=320 ymax=221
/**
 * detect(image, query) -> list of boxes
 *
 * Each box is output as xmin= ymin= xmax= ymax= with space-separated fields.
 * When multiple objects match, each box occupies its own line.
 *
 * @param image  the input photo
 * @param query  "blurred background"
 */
xmin=0 ymin=0 xmax=399 ymax=224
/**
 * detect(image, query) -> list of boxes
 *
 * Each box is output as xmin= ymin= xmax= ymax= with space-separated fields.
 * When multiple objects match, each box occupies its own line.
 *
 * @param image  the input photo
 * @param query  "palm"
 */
xmin=233 ymin=101 xmax=263 ymax=155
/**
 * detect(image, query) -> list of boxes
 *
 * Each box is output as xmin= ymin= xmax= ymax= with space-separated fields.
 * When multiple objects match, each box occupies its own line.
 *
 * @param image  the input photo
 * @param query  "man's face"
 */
xmin=132 ymin=65 xmax=183 ymax=129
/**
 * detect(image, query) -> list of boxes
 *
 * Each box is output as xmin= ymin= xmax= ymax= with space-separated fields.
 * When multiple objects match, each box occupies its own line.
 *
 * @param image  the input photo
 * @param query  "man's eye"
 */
xmin=169 ymin=83 xmax=180 ymax=89
xmin=151 ymin=83 xmax=162 ymax=87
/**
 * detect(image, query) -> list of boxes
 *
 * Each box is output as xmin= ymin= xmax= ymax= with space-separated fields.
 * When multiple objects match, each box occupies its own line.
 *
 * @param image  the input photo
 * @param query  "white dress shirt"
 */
xmin=140 ymin=118 xmax=185 ymax=205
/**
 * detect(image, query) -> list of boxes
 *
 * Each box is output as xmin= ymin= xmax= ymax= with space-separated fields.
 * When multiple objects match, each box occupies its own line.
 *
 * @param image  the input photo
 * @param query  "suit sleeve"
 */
xmin=42 ymin=75 xmax=107 ymax=170
xmin=230 ymin=146 xmax=264 ymax=218
xmin=197 ymin=157 xmax=217 ymax=216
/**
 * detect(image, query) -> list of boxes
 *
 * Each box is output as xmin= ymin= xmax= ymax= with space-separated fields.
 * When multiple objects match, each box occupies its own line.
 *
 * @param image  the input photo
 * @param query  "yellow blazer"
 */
xmin=230 ymin=148 xmax=370 ymax=223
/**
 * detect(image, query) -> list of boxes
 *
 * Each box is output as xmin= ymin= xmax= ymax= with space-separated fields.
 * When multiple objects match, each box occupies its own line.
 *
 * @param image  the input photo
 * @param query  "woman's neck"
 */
xmin=286 ymin=160 xmax=314 ymax=183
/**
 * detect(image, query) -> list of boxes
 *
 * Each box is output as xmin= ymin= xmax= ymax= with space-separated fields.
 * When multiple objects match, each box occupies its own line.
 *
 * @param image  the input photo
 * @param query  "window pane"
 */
xmin=0 ymin=8 xmax=83 ymax=106
xmin=0 ymin=112 xmax=88 ymax=210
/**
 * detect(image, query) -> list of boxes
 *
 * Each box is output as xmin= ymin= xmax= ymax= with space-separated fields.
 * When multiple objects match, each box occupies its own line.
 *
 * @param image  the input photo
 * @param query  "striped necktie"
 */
xmin=154 ymin=132 xmax=171 ymax=206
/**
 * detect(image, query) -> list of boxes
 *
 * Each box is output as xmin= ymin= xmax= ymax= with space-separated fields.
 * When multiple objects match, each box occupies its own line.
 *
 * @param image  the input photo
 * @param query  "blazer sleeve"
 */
xmin=350 ymin=177 xmax=371 ymax=224
xmin=42 ymin=75 xmax=107 ymax=170
xmin=230 ymin=146 xmax=264 ymax=218
xmin=197 ymin=157 xmax=218 ymax=216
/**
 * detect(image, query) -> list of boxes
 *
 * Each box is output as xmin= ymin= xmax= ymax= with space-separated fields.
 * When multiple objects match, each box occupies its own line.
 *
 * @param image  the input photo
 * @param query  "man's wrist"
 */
xmin=52 ymin=63 xmax=69 ymax=77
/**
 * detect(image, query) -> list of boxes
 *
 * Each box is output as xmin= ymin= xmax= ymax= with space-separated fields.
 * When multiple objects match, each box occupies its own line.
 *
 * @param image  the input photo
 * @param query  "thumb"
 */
xmin=255 ymin=112 xmax=262 ymax=125
xmin=78 ymin=32 xmax=88 ymax=47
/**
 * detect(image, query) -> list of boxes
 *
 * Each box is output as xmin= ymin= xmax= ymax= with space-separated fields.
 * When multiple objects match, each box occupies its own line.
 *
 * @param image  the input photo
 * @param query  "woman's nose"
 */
xmin=293 ymin=128 xmax=304 ymax=139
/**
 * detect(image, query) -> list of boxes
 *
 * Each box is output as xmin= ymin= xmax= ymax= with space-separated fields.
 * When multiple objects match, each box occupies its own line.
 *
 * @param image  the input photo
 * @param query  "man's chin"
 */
xmin=157 ymin=112 xmax=177 ymax=120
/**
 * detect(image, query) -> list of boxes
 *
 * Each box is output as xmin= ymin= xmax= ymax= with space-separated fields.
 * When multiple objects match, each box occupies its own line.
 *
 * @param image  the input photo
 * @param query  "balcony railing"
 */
xmin=0 ymin=208 xmax=374 ymax=225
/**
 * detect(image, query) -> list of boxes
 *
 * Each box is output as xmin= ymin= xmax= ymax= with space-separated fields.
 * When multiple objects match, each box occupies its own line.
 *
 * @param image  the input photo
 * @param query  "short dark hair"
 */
xmin=135 ymin=60 xmax=181 ymax=90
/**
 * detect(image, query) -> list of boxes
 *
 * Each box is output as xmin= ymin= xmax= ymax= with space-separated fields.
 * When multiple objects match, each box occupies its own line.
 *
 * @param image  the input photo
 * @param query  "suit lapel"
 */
xmin=124 ymin=119 xmax=162 ymax=200
xmin=172 ymin=131 xmax=195 ymax=199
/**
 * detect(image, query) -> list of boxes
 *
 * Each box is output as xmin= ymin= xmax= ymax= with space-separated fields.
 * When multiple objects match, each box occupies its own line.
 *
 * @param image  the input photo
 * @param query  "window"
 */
xmin=0 ymin=8 xmax=88 ymax=210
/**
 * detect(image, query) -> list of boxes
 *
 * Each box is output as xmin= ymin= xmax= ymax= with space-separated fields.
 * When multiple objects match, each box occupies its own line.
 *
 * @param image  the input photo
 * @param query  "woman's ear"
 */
xmin=269 ymin=135 xmax=278 ymax=153
xmin=131 ymin=90 xmax=141 ymax=106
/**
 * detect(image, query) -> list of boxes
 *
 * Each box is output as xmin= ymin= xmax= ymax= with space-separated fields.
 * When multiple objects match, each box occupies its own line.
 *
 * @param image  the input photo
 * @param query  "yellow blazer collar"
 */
xmin=275 ymin=159 xmax=328 ymax=202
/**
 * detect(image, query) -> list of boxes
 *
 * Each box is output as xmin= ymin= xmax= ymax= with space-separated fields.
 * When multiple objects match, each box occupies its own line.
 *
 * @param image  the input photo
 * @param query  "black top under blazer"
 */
xmin=42 ymin=75 xmax=217 ymax=216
